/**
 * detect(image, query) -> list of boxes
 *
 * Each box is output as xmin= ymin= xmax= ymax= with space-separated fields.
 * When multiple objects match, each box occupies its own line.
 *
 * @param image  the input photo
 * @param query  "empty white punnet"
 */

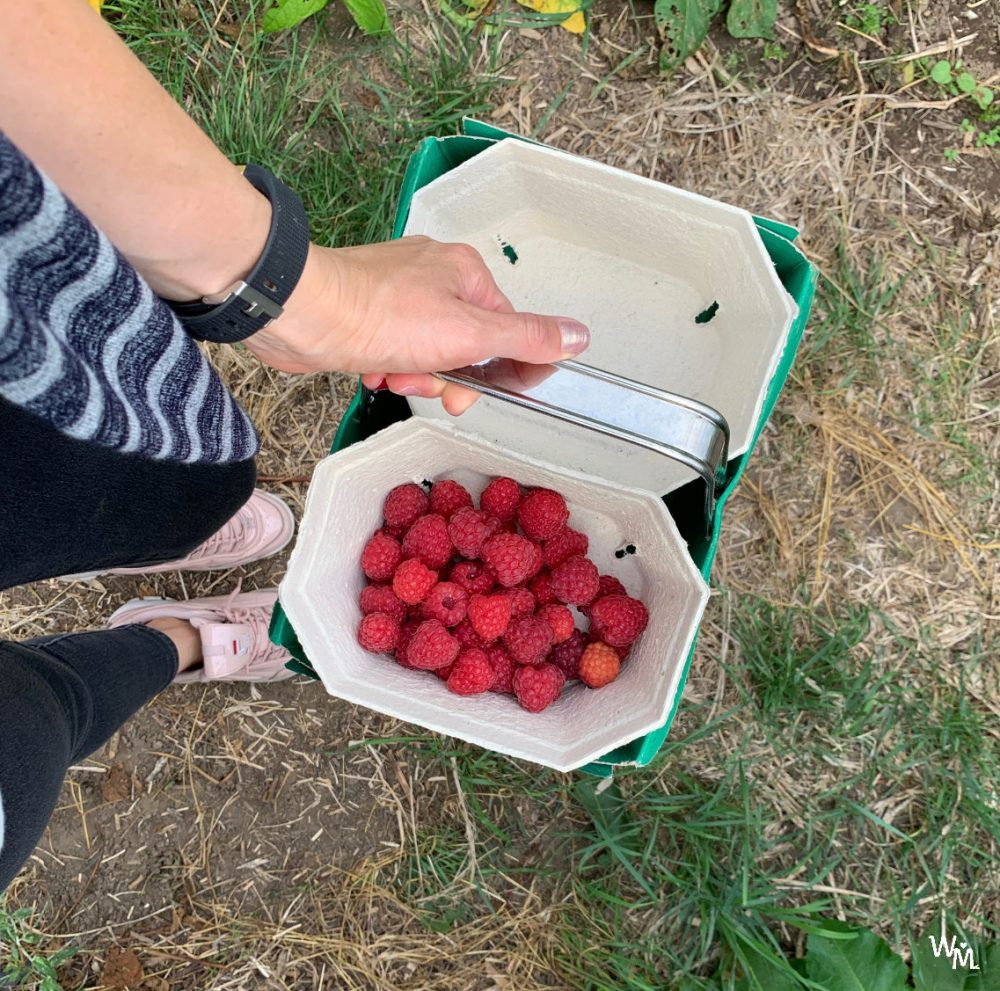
xmin=402 ymin=138 xmax=797 ymax=494
xmin=279 ymin=419 xmax=709 ymax=772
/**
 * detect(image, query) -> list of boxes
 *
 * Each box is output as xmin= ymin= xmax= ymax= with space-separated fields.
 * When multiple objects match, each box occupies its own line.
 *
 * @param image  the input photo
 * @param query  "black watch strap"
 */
xmin=169 ymin=164 xmax=310 ymax=344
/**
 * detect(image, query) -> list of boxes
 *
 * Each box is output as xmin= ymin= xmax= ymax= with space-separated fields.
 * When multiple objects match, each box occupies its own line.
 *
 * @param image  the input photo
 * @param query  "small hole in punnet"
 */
xmin=614 ymin=544 xmax=637 ymax=559
xmin=495 ymin=235 xmax=519 ymax=266
xmin=421 ymin=479 xmax=433 ymax=489
xmin=695 ymin=300 xmax=720 ymax=324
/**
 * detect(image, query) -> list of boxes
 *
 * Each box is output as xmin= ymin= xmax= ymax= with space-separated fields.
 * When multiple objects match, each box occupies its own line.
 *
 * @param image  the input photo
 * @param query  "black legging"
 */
xmin=0 ymin=397 xmax=256 ymax=891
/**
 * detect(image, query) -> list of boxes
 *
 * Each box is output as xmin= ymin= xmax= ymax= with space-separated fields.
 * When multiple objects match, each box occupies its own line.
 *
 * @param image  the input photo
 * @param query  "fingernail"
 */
xmin=559 ymin=319 xmax=590 ymax=355
xmin=396 ymin=386 xmax=420 ymax=396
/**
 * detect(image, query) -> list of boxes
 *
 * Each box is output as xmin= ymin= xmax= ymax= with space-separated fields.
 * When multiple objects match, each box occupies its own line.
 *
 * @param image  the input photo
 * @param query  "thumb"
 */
xmin=471 ymin=308 xmax=591 ymax=364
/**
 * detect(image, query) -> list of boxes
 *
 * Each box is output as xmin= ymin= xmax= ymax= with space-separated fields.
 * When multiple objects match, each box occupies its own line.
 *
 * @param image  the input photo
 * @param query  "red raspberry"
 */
xmin=402 ymin=514 xmax=453 ymax=570
xmin=421 ymin=581 xmax=468 ymax=627
xmin=550 ymin=629 xmax=586 ymax=679
xmin=513 ymin=663 xmax=565 ymax=713
xmin=394 ymin=619 xmax=421 ymax=668
xmin=550 ymin=555 xmax=600 ymax=606
xmin=538 ymin=603 xmax=575 ymax=643
xmin=449 ymin=560 xmax=496 ymax=595
xmin=357 ymin=612 xmax=400 ymax=653
xmin=360 ymin=531 xmax=402 ymax=582
xmin=428 ymin=479 xmax=473 ymax=519
xmin=486 ymin=644 xmax=517 ymax=694
xmin=543 ymin=526 xmax=589 ymax=569
xmin=579 ymin=641 xmax=621 ymax=688
xmin=467 ymin=593 xmax=513 ymax=642
xmin=433 ymin=662 xmax=455 ymax=681
xmin=529 ymin=571 xmax=557 ymax=606
xmin=505 ymin=587 xmax=536 ymax=617
xmin=407 ymin=620 xmax=460 ymax=669
xmin=447 ymin=648 xmax=497 ymax=695
xmin=503 ymin=614 xmax=554 ymax=665
xmin=452 ymin=619 xmax=485 ymax=650
xmin=526 ymin=540 xmax=544 ymax=580
xmin=448 ymin=507 xmax=501 ymax=559
xmin=383 ymin=483 xmax=429 ymax=529
xmin=517 ymin=489 xmax=569 ymax=541
xmin=481 ymin=533 xmax=538 ymax=587
xmin=359 ymin=585 xmax=407 ymax=624
xmin=480 ymin=476 xmax=521 ymax=522
xmin=579 ymin=574 xmax=628 ymax=617
xmin=590 ymin=595 xmax=649 ymax=648
xmin=381 ymin=523 xmax=407 ymax=540
xmin=392 ymin=558 xmax=438 ymax=605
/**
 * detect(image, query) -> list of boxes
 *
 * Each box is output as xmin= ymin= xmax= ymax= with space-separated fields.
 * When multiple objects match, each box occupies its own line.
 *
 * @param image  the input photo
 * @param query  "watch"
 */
xmin=168 ymin=164 xmax=311 ymax=344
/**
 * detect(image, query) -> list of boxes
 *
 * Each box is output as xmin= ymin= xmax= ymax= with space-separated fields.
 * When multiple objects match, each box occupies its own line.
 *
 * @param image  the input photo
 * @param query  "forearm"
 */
xmin=0 ymin=0 xmax=269 ymax=300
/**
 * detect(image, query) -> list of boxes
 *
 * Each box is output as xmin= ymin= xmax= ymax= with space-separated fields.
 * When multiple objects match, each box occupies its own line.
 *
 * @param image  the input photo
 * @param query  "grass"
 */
xmin=4 ymin=0 xmax=998 ymax=988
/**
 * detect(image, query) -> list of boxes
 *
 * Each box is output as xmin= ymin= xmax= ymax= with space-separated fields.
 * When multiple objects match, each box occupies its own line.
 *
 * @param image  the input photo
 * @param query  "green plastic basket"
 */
xmin=269 ymin=119 xmax=817 ymax=776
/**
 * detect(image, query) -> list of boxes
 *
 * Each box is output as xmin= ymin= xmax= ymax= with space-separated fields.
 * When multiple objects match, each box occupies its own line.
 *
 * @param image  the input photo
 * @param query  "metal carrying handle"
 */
xmin=434 ymin=358 xmax=729 ymax=539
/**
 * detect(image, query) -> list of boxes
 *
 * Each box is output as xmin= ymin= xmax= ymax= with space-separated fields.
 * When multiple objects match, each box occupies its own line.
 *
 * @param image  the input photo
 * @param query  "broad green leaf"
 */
xmin=956 ymin=72 xmax=976 ymax=93
xmin=930 ymin=60 xmax=953 ymax=85
xmin=806 ymin=925 xmax=908 ymax=991
xmin=655 ymin=0 xmax=723 ymax=73
xmin=726 ymin=0 xmax=776 ymax=39
xmin=343 ymin=0 xmax=391 ymax=34
xmin=733 ymin=943 xmax=803 ymax=991
xmin=912 ymin=929 xmax=973 ymax=991
xmin=262 ymin=0 xmax=329 ymax=32
xmin=975 ymin=87 xmax=993 ymax=108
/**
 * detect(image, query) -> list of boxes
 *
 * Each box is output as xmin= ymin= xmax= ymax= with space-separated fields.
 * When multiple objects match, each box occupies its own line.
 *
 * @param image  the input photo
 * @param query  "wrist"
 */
xmin=153 ymin=185 xmax=272 ymax=301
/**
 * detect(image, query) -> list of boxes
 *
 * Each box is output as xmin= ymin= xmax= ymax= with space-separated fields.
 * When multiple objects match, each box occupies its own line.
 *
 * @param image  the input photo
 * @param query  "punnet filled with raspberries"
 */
xmin=357 ymin=478 xmax=649 ymax=713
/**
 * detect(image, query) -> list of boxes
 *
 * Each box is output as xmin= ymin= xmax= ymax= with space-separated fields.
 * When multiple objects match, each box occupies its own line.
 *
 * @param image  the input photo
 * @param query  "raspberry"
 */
xmin=513 ymin=663 xmax=565 ymax=713
xmin=433 ymin=663 xmax=455 ymax=681
xmin=517 ymin=489 xmax=569 ymax=541
xmin=383 ymin=483 xmax=429 ymax=529
xmin=449 ymin=560 xmax=496 ymax=595
xmin=505 ymin=587 xmax=536 ymax=617
xmin=428 ymin=479 xmax=473 ymax=520
xmin=448 ymin=507 xmax=501 ymax=559
xmin=453 ymin=619 xmax=486 ymax=650
xmin=503 ymin=614 xmax=554 ymax=665
xmin=579 ymin=642 xmax=621 ymax=688
xmin=421 ymin=581 xmax=468 ymax=627
xmin=481 ymin=533 xmax=538 ymax=587
xmin=543 ymin=526 xmax=589 ymax=569
xmin=526 ymin=541 xmax=544 ymax=580
xmin=359 ymin=584 xmax=407 ymax=624
xmin=467 ymin=593 xmax=513 ymax=642
xmin=381 ymin=523 xmax=407 ymax=540
xmin=394 ymin=619 xmax=421 ymax=668
xmin=447 ymin=648 xmax=497 ymax=695
xmin=360 ymin=531 xmax=402 ymax=582
xmin=529 ymin=571 xmax=557 ymax=606
xmin=590 ymin=595 xmax=649 ymax=648
xmin=486 ymin=644 xmax=517 ymax=694
xmin=392 ymin=558 xmax=438 ymax=605
xmin=550 ymin=629 xmax=586 ymax=679
xmin=407 ymin=619 xmax=460 ymax=670
xmin=480 ymin=476 xmax=521 ymax=523
xmin=550 ymin=555 xmax=600 ymax=606
xmin=357 ymin=612 xmax=400 ymax=653
xmin=538 ymin=603 xmax=575 ymax=643
xmin=402 ymin=514 xmax=453 ymax=570
xmin=579 ymin=574 xmax=628 ymax=618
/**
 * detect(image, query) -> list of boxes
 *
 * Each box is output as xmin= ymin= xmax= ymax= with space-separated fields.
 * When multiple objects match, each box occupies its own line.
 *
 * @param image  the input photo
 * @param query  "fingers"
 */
xmin=469 ymin=306 xmax=590 ymax=364
xmin=367 ymin=372 xmax=481 ymax=416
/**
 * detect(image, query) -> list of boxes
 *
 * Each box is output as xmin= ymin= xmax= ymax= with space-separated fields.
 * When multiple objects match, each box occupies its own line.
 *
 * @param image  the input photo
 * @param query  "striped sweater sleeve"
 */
xmin=0 ymin=131 xmax=258 ymax=465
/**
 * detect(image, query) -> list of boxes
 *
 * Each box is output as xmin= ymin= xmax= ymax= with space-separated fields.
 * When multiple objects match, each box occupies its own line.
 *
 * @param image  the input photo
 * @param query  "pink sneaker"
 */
xmin=63 ymin=489 xmax=295 ymax=580
xmin=108 ymin=589 xmax=294 ymax=683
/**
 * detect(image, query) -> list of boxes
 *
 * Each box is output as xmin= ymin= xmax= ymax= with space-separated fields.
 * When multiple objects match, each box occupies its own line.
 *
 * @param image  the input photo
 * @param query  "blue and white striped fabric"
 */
xmin=0 ymin=131 xmax=258 ymax=464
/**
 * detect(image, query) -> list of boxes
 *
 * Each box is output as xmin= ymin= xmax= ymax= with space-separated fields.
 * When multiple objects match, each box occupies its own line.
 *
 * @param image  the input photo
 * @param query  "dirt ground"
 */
xmin=1 ymin=0 xmax=997 ymax=987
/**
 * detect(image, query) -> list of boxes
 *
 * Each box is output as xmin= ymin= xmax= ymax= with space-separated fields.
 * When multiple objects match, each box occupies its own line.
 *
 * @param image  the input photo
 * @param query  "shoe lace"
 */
xmin=185 ymin=505 xmax=252 ymax=563
xmin=217 ymin=582 xmax=287 ymax=671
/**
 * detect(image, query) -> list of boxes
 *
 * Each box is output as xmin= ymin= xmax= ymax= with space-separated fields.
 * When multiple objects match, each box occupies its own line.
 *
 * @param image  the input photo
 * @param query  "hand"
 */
xmin=244 ymin=236 xmax=590 ymax=414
